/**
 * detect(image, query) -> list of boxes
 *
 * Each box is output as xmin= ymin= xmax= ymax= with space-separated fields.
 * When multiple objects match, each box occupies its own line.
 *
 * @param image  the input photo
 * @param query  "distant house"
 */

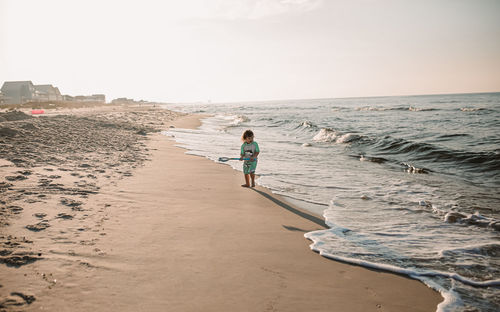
xmin=73 ymin=94 xmax=106 ymax=103
xmin=90 ymin=94 xmax=106 ymax=103
xmin=0 ymin=81 xmax=37 ymax=104
xmin=111 ymin=97 xmax=135 ymax=105
xmin=62 ymin=94 xmax=74 ymax=101
xmin=34 ymin=84 xmax=63 ymax=101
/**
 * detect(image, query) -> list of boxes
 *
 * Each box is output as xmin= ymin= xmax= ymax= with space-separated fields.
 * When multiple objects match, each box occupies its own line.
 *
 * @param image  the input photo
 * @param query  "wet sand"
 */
xmin=0 ymin=111 xmax=442 ymax=311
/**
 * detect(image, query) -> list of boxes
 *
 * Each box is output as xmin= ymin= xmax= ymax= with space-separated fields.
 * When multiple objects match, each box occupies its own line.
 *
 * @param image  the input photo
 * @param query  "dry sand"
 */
xmin=0 ymin=111 xmax=442 ymax=311
xmin=0 ymin=106 xmax=183 ymax=310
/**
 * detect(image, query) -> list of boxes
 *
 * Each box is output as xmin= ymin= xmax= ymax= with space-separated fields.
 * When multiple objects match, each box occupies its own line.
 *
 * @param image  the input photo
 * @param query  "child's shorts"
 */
xmin=243 ymin=160 xmax=257 ymax=174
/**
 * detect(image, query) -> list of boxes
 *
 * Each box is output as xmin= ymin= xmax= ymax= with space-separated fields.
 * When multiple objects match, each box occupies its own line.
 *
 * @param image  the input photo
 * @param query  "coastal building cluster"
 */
xmin=110 ymin=97 xmax=150 ymax=105
xmin=0 ymin=80 xmax=105 ymax=105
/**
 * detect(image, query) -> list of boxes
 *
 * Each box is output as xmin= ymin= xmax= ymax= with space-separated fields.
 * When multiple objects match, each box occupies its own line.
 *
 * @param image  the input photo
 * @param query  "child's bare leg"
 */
xmin=242 ymin=174 xmax=250 ymax=187
xmin=250 ymin=173 xmax=255 ymax=187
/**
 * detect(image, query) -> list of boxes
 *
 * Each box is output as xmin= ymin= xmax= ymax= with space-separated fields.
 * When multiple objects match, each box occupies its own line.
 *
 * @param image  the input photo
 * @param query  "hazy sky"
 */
xmin=1 ymin=0 xmax=499 ymax=102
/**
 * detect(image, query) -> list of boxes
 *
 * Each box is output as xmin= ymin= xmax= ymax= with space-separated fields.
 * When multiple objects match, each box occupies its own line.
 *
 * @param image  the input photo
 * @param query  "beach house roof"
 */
xmin=33 ymin=84 xmax=63 ymax=101
xmin=34 ymin=84 xmax=61 ymax=95
xmin=0 ymin=81 xmax=36 ymax=104
xmin=1 ymin=81 xmax=35 ymax=92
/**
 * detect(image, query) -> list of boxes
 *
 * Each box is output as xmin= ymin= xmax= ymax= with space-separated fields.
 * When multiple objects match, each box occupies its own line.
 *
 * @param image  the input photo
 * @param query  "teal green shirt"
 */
xmin=241 ymin=141 xmax=260 ymax=160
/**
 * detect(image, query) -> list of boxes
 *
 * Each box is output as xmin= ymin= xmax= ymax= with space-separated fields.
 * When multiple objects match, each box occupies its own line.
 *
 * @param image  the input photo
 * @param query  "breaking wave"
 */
xmin=355 ymin=106 xmax=439 ymax=112
xmin=370 ymin=137 xmax=500 ymax=172
xmin=312 ymin=128 xmax=361 ymax=144
xmin=216 ymin=114 xmax=250 ymax=129
xmin=313 ymin=129 xmax=500 ymax=174
xmin=305 ymin=200 xmax=500 ymax=312
xmin=460 ymin=107 xmax=486 ymax=112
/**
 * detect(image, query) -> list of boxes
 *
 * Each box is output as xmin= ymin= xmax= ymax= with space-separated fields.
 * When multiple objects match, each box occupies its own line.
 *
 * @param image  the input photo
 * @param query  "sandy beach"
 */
xmin=0 ymin=108 xmax=442 ymax=311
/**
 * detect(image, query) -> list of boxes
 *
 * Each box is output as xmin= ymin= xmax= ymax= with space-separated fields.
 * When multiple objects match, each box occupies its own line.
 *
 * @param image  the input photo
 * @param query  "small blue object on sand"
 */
xmin=218 ymin=157 xmax=250 ymax=162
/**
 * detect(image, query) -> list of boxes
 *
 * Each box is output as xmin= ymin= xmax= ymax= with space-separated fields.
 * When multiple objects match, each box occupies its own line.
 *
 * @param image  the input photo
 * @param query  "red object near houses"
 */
xmin=31 ymin=109 xmax=45 ymax=114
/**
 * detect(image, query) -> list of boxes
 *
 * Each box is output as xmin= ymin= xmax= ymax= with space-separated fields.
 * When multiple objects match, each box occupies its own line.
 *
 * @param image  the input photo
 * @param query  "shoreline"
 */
xmin=168 ymin=114 xmax=445 ymax=310
xmin=0 ymin=110 xmax=442 ymax=311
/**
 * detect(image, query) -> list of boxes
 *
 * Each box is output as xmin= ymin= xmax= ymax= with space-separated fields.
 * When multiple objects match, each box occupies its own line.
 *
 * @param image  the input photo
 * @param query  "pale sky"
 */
xmin=1 ymin=0 xmax=499 ymax=103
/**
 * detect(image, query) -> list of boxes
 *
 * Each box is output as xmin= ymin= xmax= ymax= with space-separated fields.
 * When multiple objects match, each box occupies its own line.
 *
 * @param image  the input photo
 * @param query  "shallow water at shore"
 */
xmin=165 ymin=93 xmax=500 ymax=311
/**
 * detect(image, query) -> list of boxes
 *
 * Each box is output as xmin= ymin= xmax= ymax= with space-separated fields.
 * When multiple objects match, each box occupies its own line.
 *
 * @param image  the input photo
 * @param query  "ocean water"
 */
xmin=163 ymin=93 xmax=500 ymax=312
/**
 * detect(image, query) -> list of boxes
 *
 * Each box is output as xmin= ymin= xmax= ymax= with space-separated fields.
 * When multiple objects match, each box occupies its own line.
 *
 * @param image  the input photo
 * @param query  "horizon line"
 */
xmin=169 ymin=90 xmax=500 ymax=105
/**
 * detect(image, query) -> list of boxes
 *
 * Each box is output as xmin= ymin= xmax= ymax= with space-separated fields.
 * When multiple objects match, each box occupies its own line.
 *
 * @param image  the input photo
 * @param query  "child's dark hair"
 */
xmin=242 ymin=129 xmax=254 ymax=141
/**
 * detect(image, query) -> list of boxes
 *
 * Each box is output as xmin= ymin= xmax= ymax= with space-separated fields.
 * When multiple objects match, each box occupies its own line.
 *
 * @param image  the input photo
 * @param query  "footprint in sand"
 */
xmin=25 ymin=198 xmax=40 ymax=204
xmin=55 ymin=213 xmax=74 ymax=220
xmin=0 ymin=292 xmax=36 ymax=308
xmin=0 ymin=252 xmax=42 ymax=267
xmin=0 ymin=182 xmax=13 ymax=191
xmin=8 ymin=206 xmax=23 ymax=214
xmin=25 ymin=221 xmax=51 ymax=232
xmin=33 ymin=213 xmax=47 ymax=219
xmin=60 ymin=197 xmax=83 ymax=209
xmin=17 ymin=170 xmax=32 ymax=176
xmin=5 ymin=175 xmax=28 ymax=181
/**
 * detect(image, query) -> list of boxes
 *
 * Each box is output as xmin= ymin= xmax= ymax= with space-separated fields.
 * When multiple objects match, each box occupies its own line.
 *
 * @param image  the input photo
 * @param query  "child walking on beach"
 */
xmin=240 ymin=130 xmax=260 ymax=188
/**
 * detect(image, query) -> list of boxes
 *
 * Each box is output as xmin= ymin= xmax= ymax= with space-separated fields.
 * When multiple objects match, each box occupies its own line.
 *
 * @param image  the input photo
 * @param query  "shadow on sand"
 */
xmin=250 ymin=188 xmax=327 ymax=229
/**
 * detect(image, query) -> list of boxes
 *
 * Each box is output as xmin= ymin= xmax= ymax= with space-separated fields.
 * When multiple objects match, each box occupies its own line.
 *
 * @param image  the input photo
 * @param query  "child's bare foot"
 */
xmin=251 ymin=183 xmax=255 ymax=187
xmin=241 ymin=184 xmax=250 ymax=188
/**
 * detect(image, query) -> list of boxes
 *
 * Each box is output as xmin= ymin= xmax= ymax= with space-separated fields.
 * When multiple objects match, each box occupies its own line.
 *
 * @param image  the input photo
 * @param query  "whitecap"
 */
xmin=336 ymin=133 xmax=359 ymax=144
xmin=312 ymin=128 xmax=338 ymax=142
xmin=460 ymin=107 xmax=484 ymax=112
xmin=444 ymin=211 xmax=467 ymax=223
xmin=356 ymin=106 xmax=383 ymax=111
xmin=300 ymin=120 xmax=315 ymax=128
xmin=403 ymin=163 xmax=430 ymax=174
xmin=230 ymin=115 xmax=250 ymax=125
xmin=313 ymin=129 xmax=360 ymax=144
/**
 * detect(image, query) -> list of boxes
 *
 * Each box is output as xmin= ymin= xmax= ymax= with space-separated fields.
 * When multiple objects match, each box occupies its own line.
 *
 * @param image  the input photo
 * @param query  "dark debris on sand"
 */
xmin=1 ymin=115 xmax=145 ymax=168
xmin=0 ymin=111 xmax=32 ymax=122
